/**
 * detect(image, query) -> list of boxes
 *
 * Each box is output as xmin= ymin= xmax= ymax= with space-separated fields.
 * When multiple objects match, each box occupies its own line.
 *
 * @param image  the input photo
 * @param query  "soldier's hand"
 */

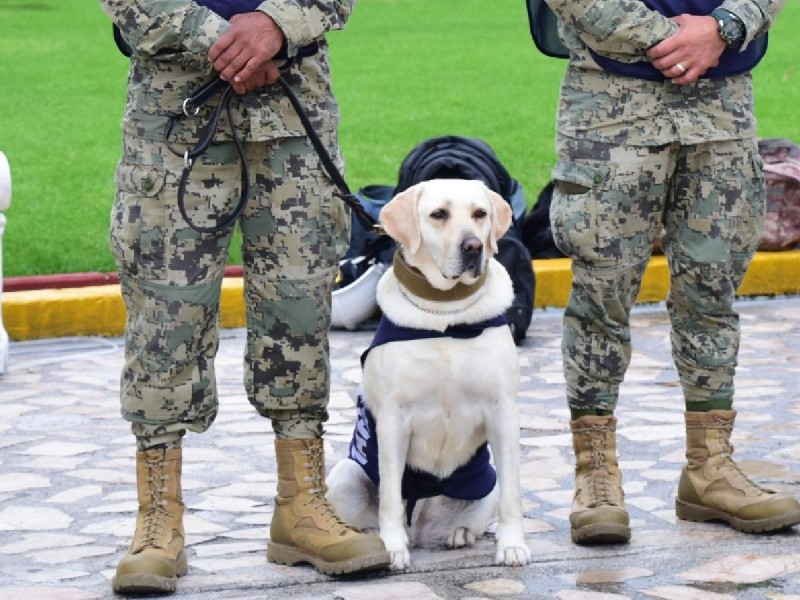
xmin=647 ymin=14 xmax=725 ymax=84
xmin=228 ymin=61 xmax=283 ymax=94
xmin=209 ymin=12 xmax=285 ymax=85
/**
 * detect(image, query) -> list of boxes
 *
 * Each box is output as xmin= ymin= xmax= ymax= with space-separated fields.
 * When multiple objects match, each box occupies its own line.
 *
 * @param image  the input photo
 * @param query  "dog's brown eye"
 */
xmin=430 ymin=209 xmax=448 ymax=221
xmin=473 ymin=209 xmax=487 ymax=220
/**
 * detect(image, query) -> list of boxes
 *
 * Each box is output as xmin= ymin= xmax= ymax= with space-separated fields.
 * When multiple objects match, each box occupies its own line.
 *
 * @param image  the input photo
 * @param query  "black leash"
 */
xmin=164 ymin=70 xmax=385 ymax=236
xmin=165 ymin=78 xmax=245 ymax=233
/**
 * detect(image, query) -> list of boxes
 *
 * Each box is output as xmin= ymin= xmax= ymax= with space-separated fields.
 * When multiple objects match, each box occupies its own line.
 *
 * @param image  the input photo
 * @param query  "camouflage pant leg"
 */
xmin=550 ymin=138 xmax=674 ymax=411
xmin=551 ymin=136 xmax=764 ymax=411
xmin=661 ymin=139 xmax=765 ymax=405
xmin=111 ymin=135 xmax=250 ymax=441
xmin=111 ymin=133 xmax=350 ymax=442
xmin=239 ymin=135 xmax=350 ymax=438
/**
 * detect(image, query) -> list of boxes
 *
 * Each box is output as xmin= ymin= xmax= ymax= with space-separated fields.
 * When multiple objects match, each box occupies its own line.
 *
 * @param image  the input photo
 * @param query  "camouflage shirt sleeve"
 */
xmin=257 ymin=0 xmax=354 ymax=57
xmin=720 ymin=0 xmax=785 ymax=48
xmin=98 ymin=0 xmax=229 ymax=70
xmin=544 ymin=0 xmax=678 ymax=61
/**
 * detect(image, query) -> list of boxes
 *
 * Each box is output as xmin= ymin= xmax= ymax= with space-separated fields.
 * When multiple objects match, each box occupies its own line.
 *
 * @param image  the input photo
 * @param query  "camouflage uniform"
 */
xmin=99 ymin=0 xmax=353 ymax=446
xmin=546 ymin=0 xmax=783 ymax=412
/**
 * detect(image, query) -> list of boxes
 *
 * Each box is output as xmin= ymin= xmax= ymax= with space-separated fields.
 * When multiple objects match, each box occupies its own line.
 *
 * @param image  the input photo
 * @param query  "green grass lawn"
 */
xmin=0 ymin=0 xmax=797 ymax=277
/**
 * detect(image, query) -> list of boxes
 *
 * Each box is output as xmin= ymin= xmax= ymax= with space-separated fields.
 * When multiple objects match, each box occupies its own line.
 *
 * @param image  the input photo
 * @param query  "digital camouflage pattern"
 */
xmin=552 ymin=137 xmax=764 ymax=411
xmin=99 ymin=0 xmax=353 ymax=447
xmin=545 ymin=0 xmax=783 ymax=412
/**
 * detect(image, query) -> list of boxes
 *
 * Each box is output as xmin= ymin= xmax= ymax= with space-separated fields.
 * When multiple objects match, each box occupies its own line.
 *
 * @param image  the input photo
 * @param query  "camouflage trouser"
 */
xmin=110 ymin=133 xmax=350 ymax=445
xmin=550 ymin=136 xmax=765 ymax=412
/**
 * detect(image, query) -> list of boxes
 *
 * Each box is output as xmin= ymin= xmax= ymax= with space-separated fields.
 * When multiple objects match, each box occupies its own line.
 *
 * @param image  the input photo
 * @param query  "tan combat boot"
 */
xmin=676 ymin=410 xmax=800 ymax=532
xmin=569 ymin=415 xmax=631 ymax=544
xmin=267 ymin=438 xmax=389 ymax=575
xmin=113 ymin=448 xmax=187 ymax=595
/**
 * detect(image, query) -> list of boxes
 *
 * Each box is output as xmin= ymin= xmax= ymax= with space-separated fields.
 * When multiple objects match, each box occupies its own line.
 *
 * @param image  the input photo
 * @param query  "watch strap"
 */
xmin=711 ymin=7 xmax=745 ymax=48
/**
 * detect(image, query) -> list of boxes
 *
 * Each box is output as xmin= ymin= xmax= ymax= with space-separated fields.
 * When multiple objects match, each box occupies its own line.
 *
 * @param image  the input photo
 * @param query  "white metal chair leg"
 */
xmin=0 ymin=151 xmax=13 ymax=376
xmin=0 ymin=213 xmax=8 ymax=375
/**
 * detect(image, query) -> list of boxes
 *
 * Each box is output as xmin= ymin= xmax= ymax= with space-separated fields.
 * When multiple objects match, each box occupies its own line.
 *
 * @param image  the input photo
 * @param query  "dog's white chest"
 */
xmin=362 ymin=326 xmax=518 ymax=476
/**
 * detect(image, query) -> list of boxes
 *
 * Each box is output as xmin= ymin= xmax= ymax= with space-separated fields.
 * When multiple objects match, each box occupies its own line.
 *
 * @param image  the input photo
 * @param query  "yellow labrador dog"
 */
xmin=327 ymin=178 xmax=531 ymax=570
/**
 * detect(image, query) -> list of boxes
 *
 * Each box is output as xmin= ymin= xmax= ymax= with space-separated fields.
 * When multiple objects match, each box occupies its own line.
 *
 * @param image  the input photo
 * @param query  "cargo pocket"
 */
xmin=549 ymin=159 xmax=613 ymax=261
xmin=738 ymin=143 xmax=767 ymax=254
xmin=110 ymin=162 xmax=168 ymax=276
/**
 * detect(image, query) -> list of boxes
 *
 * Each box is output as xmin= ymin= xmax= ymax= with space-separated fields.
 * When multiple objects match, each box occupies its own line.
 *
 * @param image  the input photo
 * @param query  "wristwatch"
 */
xmin=711 ymin=8 xmax=745 ymax=48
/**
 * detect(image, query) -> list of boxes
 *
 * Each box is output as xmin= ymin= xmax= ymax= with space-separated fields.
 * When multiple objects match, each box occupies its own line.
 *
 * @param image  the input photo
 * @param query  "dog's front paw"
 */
xmin=494 ymin=540 xmax=531 ymax=567
xmin=388 ymin=547 xmax=411 ymax=570
xmin=447 ymin=526 xmax=476 ymax=549
xmin=381 ymin=527 xmax=411 ymax=570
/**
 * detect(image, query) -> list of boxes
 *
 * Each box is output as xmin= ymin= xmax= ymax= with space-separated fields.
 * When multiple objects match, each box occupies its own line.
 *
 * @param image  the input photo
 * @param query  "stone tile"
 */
xmin=555 ymin=591 xmax=631 ymax=599
xmin=192 ymin=555 xmax=266 ymax=572
xmin=0 ymin=472 xmax=51 ymax=493
xmin=678 ymin=554 xmax=800 ymax=584
xmin=30 ymin=545 xmax=118 ymax=565
xmin=0 ymin=585 xmax=100 ymax=599
xmin=0 ymin=533 xmax=93 ymax=554
xmin=642 ymin=586 xmax=734 ymax=599
xmin=463 ymin=578 xmax=526 ymax=595
xmin=20 ymin=441 xmax=102 ymax=457
xmin=617 ymin=425 xmax=684 ymax=442
xmin=561 ymin=567 xmax=653 ymax=584
xmin=193 ymin=541 xmax=265 ymax=558
xmin=334 ymin=582 xmax=443 ymax=600
xmin=0 ymin=506 xmax=73 ymax=530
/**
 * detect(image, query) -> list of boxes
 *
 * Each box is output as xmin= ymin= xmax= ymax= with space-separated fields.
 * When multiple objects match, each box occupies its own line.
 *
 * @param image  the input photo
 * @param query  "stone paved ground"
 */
xmin=1 ymin=298 xmax=800 ymax=600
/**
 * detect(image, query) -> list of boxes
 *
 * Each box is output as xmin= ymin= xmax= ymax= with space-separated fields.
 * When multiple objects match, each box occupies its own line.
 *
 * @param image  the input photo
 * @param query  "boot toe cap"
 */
xmin=570 ymin=505 xmax=630 ymax=529
xmin=116 ymin=548 xmax=186 ymax=579
xmin=319 ymin=532 xmax=388 ymax=563
xmin=737 ymin=493 xmax=800 ymax=523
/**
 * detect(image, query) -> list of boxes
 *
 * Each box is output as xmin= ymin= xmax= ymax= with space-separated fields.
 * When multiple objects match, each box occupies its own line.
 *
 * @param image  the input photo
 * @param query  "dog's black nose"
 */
xmin=461 ymin=236 xmax=483 ymax=257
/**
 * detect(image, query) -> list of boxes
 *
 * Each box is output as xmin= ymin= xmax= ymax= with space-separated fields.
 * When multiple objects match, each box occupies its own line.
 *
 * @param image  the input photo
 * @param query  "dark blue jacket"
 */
xmin=197 ymin=0 xmax=260 ymax=20
xmin=590 ymin=0 xmax=767 ymax=80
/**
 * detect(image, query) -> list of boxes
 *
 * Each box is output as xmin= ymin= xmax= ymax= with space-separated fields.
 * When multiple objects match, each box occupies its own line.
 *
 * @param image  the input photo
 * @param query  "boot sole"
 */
xmin=571 ymin=522 xmax=631 ymax=545
xmin=676 ymin=499 xmax=800 ymax=533
xmin=112 ymin=551 xmax=188 ymax=594
xmin=267 ymin=542 xmax=390 ymax=576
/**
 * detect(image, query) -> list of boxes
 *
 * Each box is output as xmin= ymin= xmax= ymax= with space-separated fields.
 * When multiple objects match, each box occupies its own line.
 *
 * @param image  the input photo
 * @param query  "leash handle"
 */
xmin=165 ymin=80 xmax=249 ymax=234
xmin=165 ymin=67 xmax=385 ymax=236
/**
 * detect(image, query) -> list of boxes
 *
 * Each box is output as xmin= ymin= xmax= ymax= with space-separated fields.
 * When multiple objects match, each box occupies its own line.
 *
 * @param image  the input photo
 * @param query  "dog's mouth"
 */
xmin=449 ymin=238 xmax=485 ymax=280
xmin=446 ymin=261 xmax=482 ymax=280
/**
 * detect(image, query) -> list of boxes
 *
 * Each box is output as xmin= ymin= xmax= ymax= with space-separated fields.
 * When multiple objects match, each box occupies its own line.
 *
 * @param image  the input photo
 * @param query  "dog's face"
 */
xmin=380 ymin=179 xmax=513 ymax=290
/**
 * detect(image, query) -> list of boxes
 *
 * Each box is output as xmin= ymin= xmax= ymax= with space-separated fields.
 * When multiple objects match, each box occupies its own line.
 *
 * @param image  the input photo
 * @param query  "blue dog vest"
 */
xmin=348 ymin=315 xmax=506 ymax=524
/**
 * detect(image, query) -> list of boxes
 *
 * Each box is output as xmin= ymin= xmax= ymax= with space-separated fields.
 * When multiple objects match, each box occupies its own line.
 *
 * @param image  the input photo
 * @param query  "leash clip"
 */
xmin=182 ymin=97 xmax=200 ymax=117
xmin=183 ymin=150 xmax=192 ymax=168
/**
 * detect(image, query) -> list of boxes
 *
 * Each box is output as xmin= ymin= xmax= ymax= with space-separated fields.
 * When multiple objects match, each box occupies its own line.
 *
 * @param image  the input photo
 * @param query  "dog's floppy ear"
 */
xmin=380 ymin=183 xmax=423 ymax=254
xmin=486 ymin=187 xmax=513 ymax=254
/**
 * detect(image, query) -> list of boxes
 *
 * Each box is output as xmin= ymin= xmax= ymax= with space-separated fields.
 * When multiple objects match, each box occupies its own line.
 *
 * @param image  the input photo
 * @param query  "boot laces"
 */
xmin=141 ymin=455 xmax=172 ymax=547
xmin=585 ymin=425 xmax=622 ymax=506
xmin=711 ymin=420 xmax=765 ymax=494
xmin=300 ymin=446 xmax=352 ymax=536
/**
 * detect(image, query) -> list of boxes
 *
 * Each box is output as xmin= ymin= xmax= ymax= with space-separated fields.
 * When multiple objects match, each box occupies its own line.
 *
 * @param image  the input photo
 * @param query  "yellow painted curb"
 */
xmin=4 ymin=250 xmax=800 ymax=341
xmin=3 ymin=278 xmax=247 ymax=341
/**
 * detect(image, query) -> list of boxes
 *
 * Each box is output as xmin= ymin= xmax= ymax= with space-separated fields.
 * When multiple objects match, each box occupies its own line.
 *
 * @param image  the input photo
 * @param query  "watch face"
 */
xmin=717 ymin=12 xmax=745 ymax=46
xmin=724 ymin=21 xmax=741 ymax=41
